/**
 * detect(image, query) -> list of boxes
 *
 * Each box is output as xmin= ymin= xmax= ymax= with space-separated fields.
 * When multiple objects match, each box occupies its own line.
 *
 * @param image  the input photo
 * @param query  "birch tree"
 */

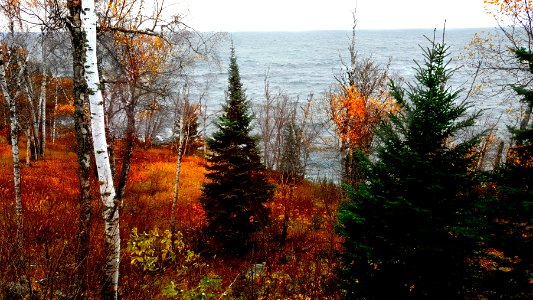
xmin=96 ymin=0 xmax=220 ymax=202
xmin=1 ymin=5 xmax=100 ymax=296
xmin=0 ymin=0 xmax=36 ymax=270
xmin=80 ymin=0 xmax=120 ymax=298
xmin=0 ymin=0 xmax=52 ymax=162
xmin=20 ymin=57 xmax=44 ymax=160
xmin=170 ymin=83 xmax=199 ymax=237
xmin=3 ymin=0 xmax=221 ymax=296
xmin=0 ymin=42 xmax=24 ymax=265
xmin=38 ymin=31 xmax=47 ymax=157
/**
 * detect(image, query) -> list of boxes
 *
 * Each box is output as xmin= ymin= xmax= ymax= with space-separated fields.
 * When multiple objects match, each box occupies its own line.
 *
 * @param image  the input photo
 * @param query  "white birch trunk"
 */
xmin=52 ymin=84 xmax=58 ymax=144
xmin=0 ymin=47 xmax=23 ymax=256
xmin=80 ymin=0 xmax=120 ymax=298
xmin=39 ymin=74 xmax=47 ymax=156
xmin=171 ymin=116 xmax=185 ymax=236
xmin=171 ymin=85 xmax=196 ymax=236
xmin=171 ymin=100 xmax=189 ymax=236
xmin=40 ymin=32 xmax=47 ymax=156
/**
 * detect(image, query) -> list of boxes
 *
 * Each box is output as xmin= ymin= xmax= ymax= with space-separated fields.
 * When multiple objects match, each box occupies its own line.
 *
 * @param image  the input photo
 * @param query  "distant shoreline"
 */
xmin=209 ymin=27 xmax=497 ymax=34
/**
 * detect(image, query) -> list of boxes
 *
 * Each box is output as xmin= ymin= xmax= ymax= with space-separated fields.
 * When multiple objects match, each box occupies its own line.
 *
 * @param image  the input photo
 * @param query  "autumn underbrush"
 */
xmin=0 ymin=138 xmax=345 ymax=299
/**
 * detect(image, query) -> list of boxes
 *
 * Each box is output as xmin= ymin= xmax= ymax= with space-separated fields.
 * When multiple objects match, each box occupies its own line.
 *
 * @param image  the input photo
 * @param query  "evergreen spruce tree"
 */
xmin=337 ymin=36 xmax=486 ymax=299
xmin=200 ymin=47 xmax=274 ymax=255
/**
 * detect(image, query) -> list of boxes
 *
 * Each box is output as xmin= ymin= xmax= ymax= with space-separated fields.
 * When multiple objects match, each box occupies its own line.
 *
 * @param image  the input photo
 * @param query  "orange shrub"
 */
xmin=330 ymin=85 xmax=397 ymax=153
xmin=0 ymin=135 xmax=344 ymax=299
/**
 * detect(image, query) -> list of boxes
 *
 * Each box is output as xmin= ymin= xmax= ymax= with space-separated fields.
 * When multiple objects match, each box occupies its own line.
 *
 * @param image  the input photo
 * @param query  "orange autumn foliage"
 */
xmin=0 ymin=134 xmax=345 ymax=299
xmin=123 ymin=148 xmax=207 ymax=232
xmin=330 ymin=85 xmax=397 ymax=153
xmin=507 ymin=146 xmax=533 ymax=167
xmin=51 ymin=77 xmax=75 ymax=114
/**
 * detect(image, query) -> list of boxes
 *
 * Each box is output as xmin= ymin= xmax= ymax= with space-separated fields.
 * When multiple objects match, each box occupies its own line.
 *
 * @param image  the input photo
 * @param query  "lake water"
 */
xmin=193 ymin=28 xmax=500 ymax=107
xmin=189 ymin=28 xmax=514 ymax=180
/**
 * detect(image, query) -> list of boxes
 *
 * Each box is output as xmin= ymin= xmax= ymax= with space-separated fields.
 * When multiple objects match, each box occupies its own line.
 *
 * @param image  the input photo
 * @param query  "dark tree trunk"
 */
xmin=116 ymin=98 xmax=136 ymax=202
xmin=67 ymin=1 xmax=93 ymax=297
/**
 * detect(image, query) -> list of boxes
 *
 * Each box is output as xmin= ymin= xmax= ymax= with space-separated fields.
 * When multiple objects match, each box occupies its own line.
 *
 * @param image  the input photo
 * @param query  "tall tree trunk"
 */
xmin=115 ymin=85 xmax=136 ymax=201
xmin=20 ymin=63 xmax=40 ymax=159
xmin=171 ymin=104 xmax=189 ymax=238
xmin=520 ymin=101 xmax=533 ymax=132
xmin=494 ymin=141 xmax=505 ymax=169
xmin=81 ymin=0 xmax=120 ymax=298
xmin=38 ymin=73 xmax=47 ymax=157
xmin=25 ymin=129 xmax=31 ymax=165
xmin=171 ymin=128 xmax=185 ymax=238
xmin=52 ymin=83 xmax=58 ymax=144
xmin=40 ymin=31 xmax=47 ymax=157
xmin=0 ymin=46 xmax=23 ymax=264
xmin=67 ymin=0 xmax=93 ymax=297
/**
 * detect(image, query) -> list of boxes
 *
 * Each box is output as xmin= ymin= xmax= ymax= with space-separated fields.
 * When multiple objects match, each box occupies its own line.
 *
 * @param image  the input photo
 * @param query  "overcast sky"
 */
xmin=180 ymin=0 xmax=498 ymax=32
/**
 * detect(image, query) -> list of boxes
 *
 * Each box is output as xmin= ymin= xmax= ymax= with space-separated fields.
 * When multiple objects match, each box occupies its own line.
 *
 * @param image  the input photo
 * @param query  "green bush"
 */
xmin=127 ymin=227 xmax=202 ymax=273
xmin=162 ymin=275 xmax=229 ymax=300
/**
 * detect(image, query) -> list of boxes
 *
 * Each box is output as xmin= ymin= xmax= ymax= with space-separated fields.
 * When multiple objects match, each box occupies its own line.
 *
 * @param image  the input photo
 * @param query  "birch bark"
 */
xmin=80 ymin=0 xmax=120 ymax=298
xmin=38 ymin=73 xmax=46 ymax=156
xmin=52 ymin=84 xmax=57 ymax=144
xmin=171 ymin=89 xmax=191 ymax=237
xmin=40 ymin=32 xmax=47 ymax=156
xmin=0 ymin=46 xmax=23 ymax=261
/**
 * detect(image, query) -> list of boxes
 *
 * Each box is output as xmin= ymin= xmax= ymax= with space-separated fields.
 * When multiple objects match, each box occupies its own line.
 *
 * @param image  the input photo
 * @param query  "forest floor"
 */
xmin=0 ymin=133 xmax=344 ymax=299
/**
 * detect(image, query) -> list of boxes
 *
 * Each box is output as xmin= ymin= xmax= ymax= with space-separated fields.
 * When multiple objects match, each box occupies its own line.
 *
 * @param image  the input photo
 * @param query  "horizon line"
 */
xmin=199 ymin=26 xmax=496 ymax=34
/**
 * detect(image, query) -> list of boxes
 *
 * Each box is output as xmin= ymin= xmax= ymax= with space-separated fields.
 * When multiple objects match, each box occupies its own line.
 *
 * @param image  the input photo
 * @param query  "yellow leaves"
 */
xmin=97 ymin=0 xmax=171 ymax=79
xmin=112 ymin=33 xmax=170 ymax=80
xmin=127 ymin=226 xmax=204 ymax=276
xmin=329 ymin=85 xmax=397 ymax=153
xmin=99 ymin=0 xmax=132 ymax=22
xmin=469 ymin=32 xmax=494 ymax=49
xmin=484 ymin=0 xmax=533 ymax=18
